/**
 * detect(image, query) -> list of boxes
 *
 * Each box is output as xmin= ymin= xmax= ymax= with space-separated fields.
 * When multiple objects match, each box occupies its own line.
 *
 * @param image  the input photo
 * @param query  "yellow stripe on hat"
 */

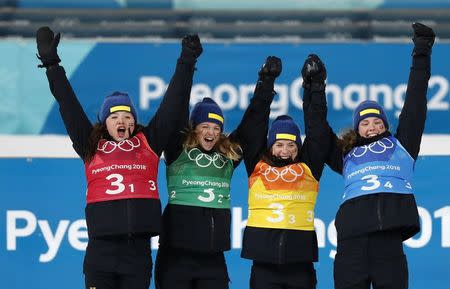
xmin=208 ymin=113 xmax=224 ymax=124
xmin=276 ymin=133 xmax=297 ymax=141
xmin=359 ymin=108 xmax=380 ymax=116
xmin=110 ymin=105 xmax=131 ymax=113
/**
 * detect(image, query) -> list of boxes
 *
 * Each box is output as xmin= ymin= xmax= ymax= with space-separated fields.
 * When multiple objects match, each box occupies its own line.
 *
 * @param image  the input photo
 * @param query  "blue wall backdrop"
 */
xmin=1 ymin=158 xmax=449 ymax=289
xmin=1 ymin=40 xmax=449 ymax=289
xmin=3 ymin=41 xmax=450 ymax=135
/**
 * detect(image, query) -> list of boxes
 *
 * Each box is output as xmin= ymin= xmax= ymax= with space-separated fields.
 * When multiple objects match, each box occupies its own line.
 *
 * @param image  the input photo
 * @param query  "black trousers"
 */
xmin=250 ymin=261 xmax=317 ymax=289
xmin=334 ymin=230 xmax=408 ymax=289
xmin=155 ymin=247 xmax=230 ymax=289
xmin=83 ymin=236 xmax=152 ymax=289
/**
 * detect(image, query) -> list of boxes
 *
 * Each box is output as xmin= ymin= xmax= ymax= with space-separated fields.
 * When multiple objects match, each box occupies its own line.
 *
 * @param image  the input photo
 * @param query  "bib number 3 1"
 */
xmin=361 ymin=174 xmax=395 ymax=191
xmin=105 ymin=173 xmax=156 ymax=195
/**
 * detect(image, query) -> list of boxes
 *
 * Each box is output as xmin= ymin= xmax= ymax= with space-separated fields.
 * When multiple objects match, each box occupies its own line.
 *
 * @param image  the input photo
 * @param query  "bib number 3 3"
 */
xmin=265 ymin=203 xmax=313 ymax=224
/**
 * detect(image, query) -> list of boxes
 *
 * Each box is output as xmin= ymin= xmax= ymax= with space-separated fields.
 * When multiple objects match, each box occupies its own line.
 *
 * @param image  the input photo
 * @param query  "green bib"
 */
xmin=167 ymin=148 xmax=234 ymax=208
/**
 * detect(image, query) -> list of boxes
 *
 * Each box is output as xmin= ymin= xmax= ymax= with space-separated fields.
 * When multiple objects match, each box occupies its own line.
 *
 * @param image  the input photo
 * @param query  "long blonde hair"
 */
xmin=182 ymin=125 xmax=242 ymax=161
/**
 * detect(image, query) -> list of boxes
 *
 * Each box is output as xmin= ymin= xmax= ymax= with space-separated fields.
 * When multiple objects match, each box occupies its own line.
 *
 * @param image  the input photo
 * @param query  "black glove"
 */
xmin=36 ymin=26 xmax=61 ymax=68
xmin=301 ymin=54 xmax=326 ymax=90
xmin=412 ymin=22 xmax=435 ymax=56
xmin=258 ymin=56 xmax=282 ymax=81
xmin=180 ymin=34 xmax=203 ymax=61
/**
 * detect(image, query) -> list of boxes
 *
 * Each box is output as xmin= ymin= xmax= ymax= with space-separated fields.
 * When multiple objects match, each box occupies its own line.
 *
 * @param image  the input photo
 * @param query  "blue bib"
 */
xmin=342 ymin=136 xmax=414 ymax=202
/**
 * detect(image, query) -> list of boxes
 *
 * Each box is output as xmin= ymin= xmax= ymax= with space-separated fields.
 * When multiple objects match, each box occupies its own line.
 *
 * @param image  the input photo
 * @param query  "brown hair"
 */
xmin=260 ymin=149 xmax=272 ymax=164
xmin=337 ymin=128 xmax=358 ymax=155
xmin=182 ymin=125 xmax=242 ymax=161
xmin=84 ymin=123 xmax=144 ymax=163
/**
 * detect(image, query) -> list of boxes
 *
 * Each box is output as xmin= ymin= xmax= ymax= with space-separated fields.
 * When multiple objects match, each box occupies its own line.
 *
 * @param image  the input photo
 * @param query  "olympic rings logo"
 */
xmin=259 ymin=163 xmax=304 ymax=182
xmin=352 ymin=138 xmax=394 ymax=158
xmin=187 ymin=148 xmax=228 ymax=169
xmin=97 ymin=136 xmax=141 ymax=153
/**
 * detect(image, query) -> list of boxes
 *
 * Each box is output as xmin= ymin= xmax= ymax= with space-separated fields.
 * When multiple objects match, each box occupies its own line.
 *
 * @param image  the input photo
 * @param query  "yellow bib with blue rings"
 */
xmin=247 ymin=161 xmax=319 ymax=231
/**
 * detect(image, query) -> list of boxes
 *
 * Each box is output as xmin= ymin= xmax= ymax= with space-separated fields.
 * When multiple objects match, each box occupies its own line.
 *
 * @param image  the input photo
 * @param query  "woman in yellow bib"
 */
xmin=241 ymin=54 xmax=330 ymax=289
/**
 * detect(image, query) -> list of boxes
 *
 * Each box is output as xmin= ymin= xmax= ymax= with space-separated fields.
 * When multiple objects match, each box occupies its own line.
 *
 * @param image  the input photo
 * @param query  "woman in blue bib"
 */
xmin=155 ymin=57 xmax=283 ymax=289
xmin=326 ymin=23 xmax=435 ymax=289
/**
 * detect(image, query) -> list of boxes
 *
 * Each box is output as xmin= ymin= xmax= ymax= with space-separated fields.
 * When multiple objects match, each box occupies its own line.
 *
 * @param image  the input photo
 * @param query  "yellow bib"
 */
xmin=247 ymin=161 xmax=319 ymax=231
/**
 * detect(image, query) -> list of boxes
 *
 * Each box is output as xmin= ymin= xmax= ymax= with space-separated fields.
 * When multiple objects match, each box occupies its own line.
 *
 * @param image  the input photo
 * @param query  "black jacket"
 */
xmin=159 ymin=78 xmax=276 ymax=253
xmin=45 ymin=57 xmax=196 ymax=238
xmin=326 ymin=52 xmax=431 ymax=241
xmin=241 ymin=80 xmax=330 ymax=264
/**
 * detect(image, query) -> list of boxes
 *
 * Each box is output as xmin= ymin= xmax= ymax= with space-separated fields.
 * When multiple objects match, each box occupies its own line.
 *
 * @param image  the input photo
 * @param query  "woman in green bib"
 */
xmin=241 ymin=54 xmax=330 ymax=289
xmin=155 ymin=56 xmax=282 ymax=289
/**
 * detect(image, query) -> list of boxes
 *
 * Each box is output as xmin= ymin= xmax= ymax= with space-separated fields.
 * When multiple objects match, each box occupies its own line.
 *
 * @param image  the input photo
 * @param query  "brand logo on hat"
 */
xmin=353 ymin=100 xmax=389 ymax=131
xmin=110 ymin=105 xmax=131 ymax=113
xmin=359 ymin=108 xmax=380 ymax=116
xmin=276 ymin=133 xmax=297 ymax=141
xmin=208 ymin=113 xmax=224 ymax=124
xmin=100 ymin=92 xmax=137 ymax=123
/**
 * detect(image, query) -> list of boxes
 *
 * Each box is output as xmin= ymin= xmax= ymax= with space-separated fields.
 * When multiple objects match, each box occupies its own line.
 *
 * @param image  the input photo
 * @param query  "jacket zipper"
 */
xmin=278 ymin=231 xmax=285 ymax=264
xmin=211 ymin=213 xmax=215 ymax=250
xmin=127 ymin=199 xmax=132 ymax=240
xmin=377 ymin=196 xmax=383 ymax=230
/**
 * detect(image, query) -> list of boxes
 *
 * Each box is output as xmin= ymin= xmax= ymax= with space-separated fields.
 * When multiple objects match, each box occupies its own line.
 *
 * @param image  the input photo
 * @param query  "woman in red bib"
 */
xmin=36 ymin=27 xmax=202 ymax=289
xmin=241 ymin=54 xmax=330 ymax=289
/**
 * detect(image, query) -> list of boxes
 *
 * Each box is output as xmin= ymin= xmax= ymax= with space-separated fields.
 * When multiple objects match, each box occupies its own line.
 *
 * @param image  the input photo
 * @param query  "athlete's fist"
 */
xmin=36 ymin=26 xmax=61 ymax=68
xmin=412 ymin=22 xmax=436 ymax=56
xmin=181 ymin=34 xmax=203 ymax=60
xmin=258 ymin=56 xmax=282 ymax=80
xmin=301 ymin=54 xmax=326 ymax=88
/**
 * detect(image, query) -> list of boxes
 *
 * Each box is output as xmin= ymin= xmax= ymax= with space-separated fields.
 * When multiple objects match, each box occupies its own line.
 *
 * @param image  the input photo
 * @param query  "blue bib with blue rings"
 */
xmin=342 ymin=136 xmax=414 ymax=203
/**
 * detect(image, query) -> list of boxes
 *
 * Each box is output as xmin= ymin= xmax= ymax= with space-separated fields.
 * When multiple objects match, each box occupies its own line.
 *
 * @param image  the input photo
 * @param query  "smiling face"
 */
xmin=358 ymin=116 xmax=386 ymax=138
xmin=105 ymin=111 xmax=135 ymax=141
xmin=271 ymin=139 xmax=298 ymax=161
xmin=194 ymin=122 xmax=221 ymax=151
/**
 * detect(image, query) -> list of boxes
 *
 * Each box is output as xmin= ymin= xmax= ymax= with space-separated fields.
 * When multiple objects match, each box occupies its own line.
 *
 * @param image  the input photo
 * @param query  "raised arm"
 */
xmin=143 ymin=35 xmax=202 ymax=158
xmin=325 ymin=129 xmax=344 ymax=174
xmin=37 ymin=27 xmax=92 ymax=159
xmin=231 ymin=56 xmax=281 ymax=176
xmin=396 ymin=23 xmax=435 ymax=160
xmin=299 ymin=54 xmax=332 ymax=180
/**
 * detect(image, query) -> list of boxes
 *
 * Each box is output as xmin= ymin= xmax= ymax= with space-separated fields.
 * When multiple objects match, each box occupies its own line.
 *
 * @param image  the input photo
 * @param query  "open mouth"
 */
xmin=204 ymin=137 xmax=214 ymax=143
xmin=117 ymin=127 xmax=126 ymax=138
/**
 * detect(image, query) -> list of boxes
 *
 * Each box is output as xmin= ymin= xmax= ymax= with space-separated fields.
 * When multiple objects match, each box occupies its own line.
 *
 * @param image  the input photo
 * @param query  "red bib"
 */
xmin=85 ymin=132 xmax=159 ymax=204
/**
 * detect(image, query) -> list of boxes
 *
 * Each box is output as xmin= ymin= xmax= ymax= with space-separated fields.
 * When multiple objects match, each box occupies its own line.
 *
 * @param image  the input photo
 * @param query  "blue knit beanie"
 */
xmin=190 ymin=97 xmax=224 ymax=131
xmin=99 ymin=91 xmax=138 ymax=123
xmin=267 ymin=115 xmax=302 ymax=149
xmin=353 ymin=100 xmax=389 ymax=131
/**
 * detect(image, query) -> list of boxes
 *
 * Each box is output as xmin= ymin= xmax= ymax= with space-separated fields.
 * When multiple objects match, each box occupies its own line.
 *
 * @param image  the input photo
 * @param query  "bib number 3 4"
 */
xmin=361 ymin=174 xmax=405 ymax=191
